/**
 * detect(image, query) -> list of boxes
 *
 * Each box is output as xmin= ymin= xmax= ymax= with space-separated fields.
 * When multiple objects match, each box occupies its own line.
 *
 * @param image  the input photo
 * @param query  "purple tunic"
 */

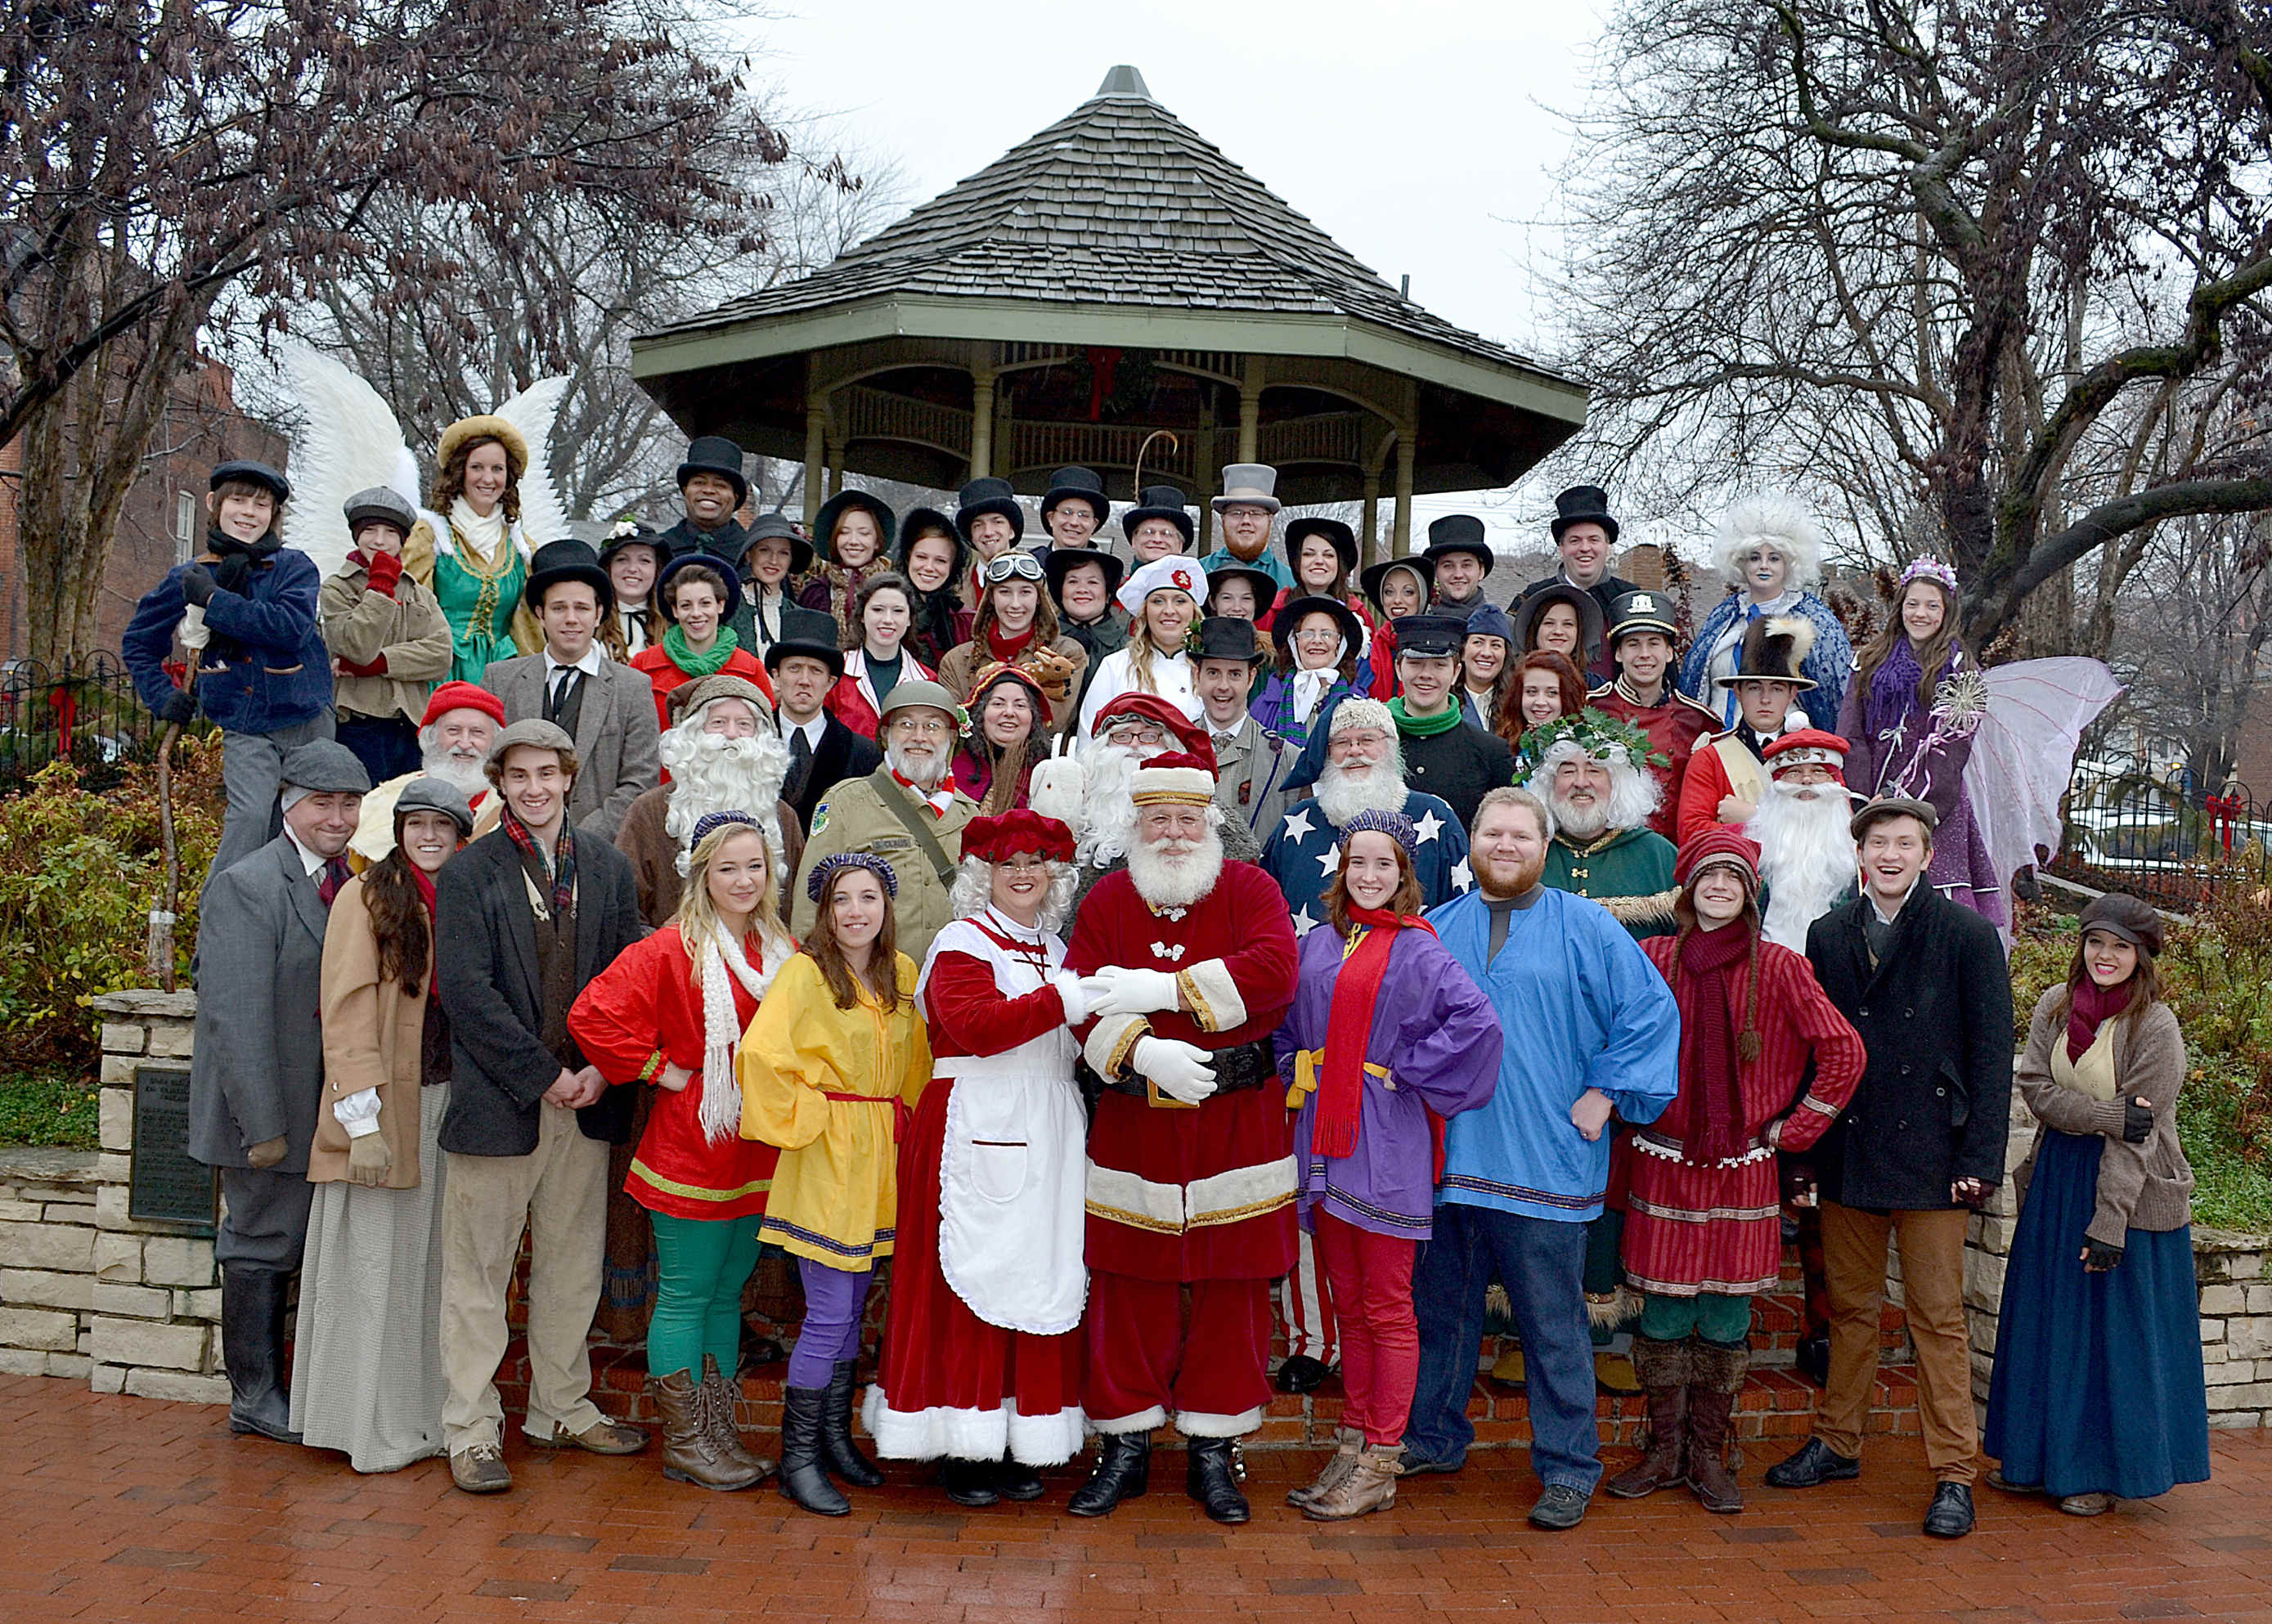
xmin=1270 ymin=924 xmax=1502 ymax=1240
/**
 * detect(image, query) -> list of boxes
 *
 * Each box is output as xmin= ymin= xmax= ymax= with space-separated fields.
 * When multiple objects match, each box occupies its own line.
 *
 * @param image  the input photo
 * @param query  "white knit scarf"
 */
xmin=696 ymin=925 xmax=788 ymax=1142
xmin=446 ymin=496 xmax=511 ymax=565
xmin=1289 ymin=636 xmax=1349 ymax=727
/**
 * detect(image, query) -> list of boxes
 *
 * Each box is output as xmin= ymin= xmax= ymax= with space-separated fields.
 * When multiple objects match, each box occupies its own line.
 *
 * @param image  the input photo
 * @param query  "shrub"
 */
xmin=0 ymin=744 xmax=222 ymax=1073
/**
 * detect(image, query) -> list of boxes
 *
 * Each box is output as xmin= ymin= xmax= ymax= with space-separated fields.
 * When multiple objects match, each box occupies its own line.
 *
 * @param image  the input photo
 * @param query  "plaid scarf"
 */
xmin=501 ymin=804 xmax=576 ymax=917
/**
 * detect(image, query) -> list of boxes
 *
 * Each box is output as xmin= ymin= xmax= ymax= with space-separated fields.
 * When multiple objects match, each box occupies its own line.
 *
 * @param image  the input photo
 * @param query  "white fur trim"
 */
xmin=860 ymin=1388 xmax=1089 ymax=1466
xmin=1176 ymin=958 xmax=1246 ymax=1034
xmin=1089 ymin=1404 xmax=1167 ymax=1437
xmin=1186 ymin=1155 xmax=1298 ymax=1230
xmin=1129 ymin=765 xmax=1215 ymax=805
xmin=1174 ymin=1407 xmax=1263 ymax=1439
xmin=1714 ymin=493 xmax=1824 ymax=590
xmin=1007 ymin=1401 xmax=1089 ymax=1465
xmin=1083 ymin=1012 xmax=1148 ymax=1079
xmin=1084 ymin=1162 xmax=1186 ymax=1233
xmin=1052 ymin=969 xmax=1092 ymax=1028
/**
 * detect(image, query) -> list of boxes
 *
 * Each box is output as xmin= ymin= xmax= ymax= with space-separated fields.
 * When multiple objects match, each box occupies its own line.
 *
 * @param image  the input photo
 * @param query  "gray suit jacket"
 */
xmin=483 ymin=650 xmax=660 ymax=842
xmin=186 ymin=835 xmax=329 ymax=1171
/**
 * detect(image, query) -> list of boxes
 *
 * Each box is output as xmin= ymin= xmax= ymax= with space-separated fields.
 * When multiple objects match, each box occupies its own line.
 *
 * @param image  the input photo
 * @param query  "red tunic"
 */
xmin=1622 ymin=935 xmax=1866 ymax=1296
xmin=567 ymin=924 xmax=781 ymax=1221
xmin=1066 ymin=861 xmax=1301 ymax=1283
xmin=1589 ymin=680 xmax=1719 ymax=842
xmin=1674 ymin=729 xmax=1769 ymax=846
xmin=630 ymin=644 xmax=774 ymax=736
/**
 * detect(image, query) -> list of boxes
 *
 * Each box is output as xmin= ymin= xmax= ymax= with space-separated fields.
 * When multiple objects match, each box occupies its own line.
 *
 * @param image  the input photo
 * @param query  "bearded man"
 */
xmin=788 ymin=680 xmax=977 ymax=961
xmin=350 ymin=680 xmax=504 ymax=864
xmin=1063 ymin=754 xmax=1300 ymax=1526
xmin=1748 ymin=729 xmax=1860 ymax=952
xmin=1529 ymin=714 xmax=1680 ymax=940
xmin=613 ymin=674 xmax=805 ymax=928
xmin=1069 ymin=693 xmax=1264 ymax=909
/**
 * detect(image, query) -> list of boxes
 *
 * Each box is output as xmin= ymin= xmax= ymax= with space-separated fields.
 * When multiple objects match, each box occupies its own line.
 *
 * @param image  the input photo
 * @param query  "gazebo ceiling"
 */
xmin=630 ymin=65 xmax=1587 ymax=528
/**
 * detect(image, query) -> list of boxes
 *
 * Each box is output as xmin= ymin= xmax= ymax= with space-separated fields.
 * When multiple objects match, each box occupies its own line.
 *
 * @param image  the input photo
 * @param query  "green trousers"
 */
xmin=1637 ymin=1290 xmax=1753 ymax=1346
xmin=646 ymin=1210 xmax=763 ymax=1380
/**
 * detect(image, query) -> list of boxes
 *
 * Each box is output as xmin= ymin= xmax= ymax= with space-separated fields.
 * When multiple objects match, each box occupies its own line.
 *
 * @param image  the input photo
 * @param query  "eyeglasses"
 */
xmin=997 ymin=855 xmax=1053 ymax=875
xmin=891 ymin=717 xmax=954 ymax=738
xmin=978 ymin=552 xmax=1045 ymax=585
xmin=1103 ymin=721 xmax=1171 ymax=746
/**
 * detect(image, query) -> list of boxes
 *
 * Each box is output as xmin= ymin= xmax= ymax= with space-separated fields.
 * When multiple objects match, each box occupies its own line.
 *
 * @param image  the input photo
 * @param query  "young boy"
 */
xmin=123 ymin=460 xmax=335 ymax=882
xmin=320 ymin=487 xmax=452 ymax=783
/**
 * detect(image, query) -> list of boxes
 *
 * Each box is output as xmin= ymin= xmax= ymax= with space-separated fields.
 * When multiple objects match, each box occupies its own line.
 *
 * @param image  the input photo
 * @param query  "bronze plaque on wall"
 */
xmin=128 ymin=1065 xmax=217 ymax=1235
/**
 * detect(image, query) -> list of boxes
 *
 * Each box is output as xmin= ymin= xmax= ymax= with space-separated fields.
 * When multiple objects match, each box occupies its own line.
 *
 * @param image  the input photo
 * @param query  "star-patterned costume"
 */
xmin=1260 ymin=792 xmax=1471 ymax=939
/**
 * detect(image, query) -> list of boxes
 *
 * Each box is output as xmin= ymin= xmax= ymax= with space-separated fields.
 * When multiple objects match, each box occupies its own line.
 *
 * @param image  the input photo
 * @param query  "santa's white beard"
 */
xmin=1125 ymin=829 xmax=1225 ymax=909
xmin=420 ymin=745 xmax=489 ymax=800
xmin=1314 ymin=752 xmax=1407 ymax=828
xmin=1075 ymin=740 xmax=1164 ymax=867
xmin=662 ymin=728 xmax=792 ymax=882
xmin=1749 ymin=781 xmax=1857 ymax=950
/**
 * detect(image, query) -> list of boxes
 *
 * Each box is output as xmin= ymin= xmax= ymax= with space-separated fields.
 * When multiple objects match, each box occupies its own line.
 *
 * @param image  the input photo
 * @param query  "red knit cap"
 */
xmin=1090 ymin=692 xmax=1215 ymax=771
xmin=963 ymin=810 xmax=1075 ymax=865
xmin=420 ymin=680 xmax=507 ymax=729
xmin=1674 ymin=826 xmax=1762 ymax=892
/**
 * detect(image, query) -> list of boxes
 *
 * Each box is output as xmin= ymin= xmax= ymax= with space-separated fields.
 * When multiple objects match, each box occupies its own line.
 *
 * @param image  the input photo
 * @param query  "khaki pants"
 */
xmin=1817 ymin=1200 xmax=1978 ymax=1483
xmin=439 ymin=1102 xmax=608 ymax=1454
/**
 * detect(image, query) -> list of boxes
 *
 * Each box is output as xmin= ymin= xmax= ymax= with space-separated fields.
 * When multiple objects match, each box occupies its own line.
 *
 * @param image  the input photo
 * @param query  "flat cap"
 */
xmin=486 ymin=717 xmax=576 ymax=772
xmin=393 ymin=775 xmax=475 ymax=835
xmin=278 ymin=739 xmax=370 ymax=795
xmin=1849 ymin=795 xmax=1937 ymax=841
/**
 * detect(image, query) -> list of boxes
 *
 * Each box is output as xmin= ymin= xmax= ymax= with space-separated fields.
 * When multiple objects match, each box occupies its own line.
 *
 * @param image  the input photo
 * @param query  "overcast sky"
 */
xmin=742 ymin=0 xmax=1611 ymax=552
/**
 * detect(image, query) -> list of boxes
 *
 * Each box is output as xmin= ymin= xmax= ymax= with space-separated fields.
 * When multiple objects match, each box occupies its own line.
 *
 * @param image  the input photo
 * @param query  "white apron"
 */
xmin=919 ymin=915 xmax=1088 ymax=1336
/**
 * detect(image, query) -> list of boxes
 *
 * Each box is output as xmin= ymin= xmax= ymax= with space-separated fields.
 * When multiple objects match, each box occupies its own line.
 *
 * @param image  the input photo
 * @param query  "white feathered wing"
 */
xmin=1961 ymin=656 xmax=2126 ymax=944
xmin=492 ymin=375 xmax=577 ymax=551
xmin=276 ymin=345 xmax=420 ymax=584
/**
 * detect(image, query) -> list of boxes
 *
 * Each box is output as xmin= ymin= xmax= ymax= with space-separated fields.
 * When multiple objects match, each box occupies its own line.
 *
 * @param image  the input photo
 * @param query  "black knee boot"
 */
xmin=222 ymin=1267 xmax=299 ymax=1442
xmin=778 ymin=1387 xmax=850 ymax=1516
xmin=820 ymin=1359 xmax=884 ymax=1487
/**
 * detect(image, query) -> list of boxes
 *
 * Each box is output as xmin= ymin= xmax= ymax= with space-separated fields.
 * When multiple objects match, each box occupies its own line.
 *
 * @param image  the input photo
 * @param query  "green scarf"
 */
xmin=1388 ymin=696 xmax=1466 ymax=738
xmin=663 ymin=621 xmax=740 ymax=678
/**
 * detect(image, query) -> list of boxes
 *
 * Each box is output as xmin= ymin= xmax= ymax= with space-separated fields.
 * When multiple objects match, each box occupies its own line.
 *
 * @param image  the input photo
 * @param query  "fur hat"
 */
xmin=1715 ymin=494 xmax=1825 ymax=591
xmin=1723 ymin=613 xmax=1817 ymax=689
xmin=1329 ymin=698 xmax=1396 ymax=739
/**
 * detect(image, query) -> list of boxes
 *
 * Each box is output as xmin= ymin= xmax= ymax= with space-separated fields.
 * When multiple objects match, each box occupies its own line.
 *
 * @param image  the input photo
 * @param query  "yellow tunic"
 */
xmin=737 ymin=952 xmax=929 ymax=1270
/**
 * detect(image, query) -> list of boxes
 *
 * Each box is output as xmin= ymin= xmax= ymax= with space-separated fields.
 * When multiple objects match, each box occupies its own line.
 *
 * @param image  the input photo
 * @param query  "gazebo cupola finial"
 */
xmin=1093 ymin=64 xmax=1152 ymax=101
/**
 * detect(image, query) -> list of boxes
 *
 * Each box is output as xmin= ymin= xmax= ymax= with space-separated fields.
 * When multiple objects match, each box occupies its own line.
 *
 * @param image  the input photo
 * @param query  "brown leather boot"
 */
xmin=1300 ymin=1446 xmax=1402 ymax=1522
xmin=1605 ymin=1336 xmax=1690 ymax=1499
xmin=653 ymin=1370 xmax=766 ymax=1492
xmin=1686 ymin=1340 xmax=1748 ymax=1514
xmin=703 ymin=1355 xmax=775 ymax=1480
xmin=1287 ymin=1427 xmax=1363 ymax=1508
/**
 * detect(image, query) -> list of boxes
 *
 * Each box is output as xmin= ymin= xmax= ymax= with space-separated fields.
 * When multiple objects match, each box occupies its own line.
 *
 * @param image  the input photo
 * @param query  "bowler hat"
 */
xmin=740 ymin=511 xmax=815 ymax=576
xmin=1122 ymin=484 xmax=1195 ymax=547
xmin=1358 ymin=554 xmax=1435 ymax=614
xmin=1284 ymin=515 xmax=1358 ymax=575
xmin=1551 ymin=484 xmax=1619 ymax=544
xmin=815 ymin=489 xmax=897 ymax=562
xmin=1044 ymin=545 xmax=1125 ymax=607
xmin=523 ymin=538 xmax=614 ymax=613
xmin=1423 ymin=514 xmax=1494 ymax=572
xmin=1194 ymin=616 xmax=1268 ymax=665
xmin=343 ymin=486 xmax=416 ymax=539
xmin=954 ymin=478 xmax=1026 ymax=543
xmin=676 ymin=435 xmax=749 ymax=503
xmin=211 ymin=460 xmax=291 ymax=504
xmin=763 ymin=637 xmax=845 ymax=681
xmin=1040 ymin=466 xmax=1108 ymax=526
xmin=279 ymin=739 xmax=370 ymax=795
xmin=655 ymin=550 xmax=745 ymax=626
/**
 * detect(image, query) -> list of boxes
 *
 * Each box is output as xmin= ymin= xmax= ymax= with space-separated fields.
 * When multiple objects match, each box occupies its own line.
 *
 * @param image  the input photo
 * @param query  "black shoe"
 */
xmin=819 ymin=1359 xmax=884 ymax=1487
xmin=221 ymin=1266 xmax=300 ymax=1443
xmin=1185 ymin=1438 xmax=1250 ymax=1525
xmin=1273 ymin=1354 xmax=1331 ymax=1395
xmin=1067 ymin=1433 xmax=1151 ymax=1518
xmin=1527 ymin=1483 xmax=1589 ymax=1530
xmin=777 ymin=1386 xmax=850 ymax=1517
xmin=995 ymin=1456 xmax=1046 ymax=1501
xmin=1763 ymin=1437 xmax=1860 ymax=1489
xmin=1794 ymin=1332 xmax=1830 ymax=1388
xmin=1923 ymin=1481 xmax=1975 ymax=1538
xmin=938 ymin=1457 xmax=999 ymax=1507
xmin=1396 ymin=1444 xmax=1464 ymax=1476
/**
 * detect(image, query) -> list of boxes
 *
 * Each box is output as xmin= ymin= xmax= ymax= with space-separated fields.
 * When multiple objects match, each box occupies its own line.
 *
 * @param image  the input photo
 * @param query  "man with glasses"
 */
xmin=1068 ymin=693 xmax=1266 ymax=913
xmin=787 ymin=680 xmax=978 ymax=960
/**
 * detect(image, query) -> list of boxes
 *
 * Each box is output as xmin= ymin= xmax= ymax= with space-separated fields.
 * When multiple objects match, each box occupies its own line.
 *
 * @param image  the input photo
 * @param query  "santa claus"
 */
xmin=1063 ymin=752 xmax=1300 ymax=1525
xmin=1061 ymin=693 xmax=1266 ymax=906
xmin=1746 ymin=729 xmax=1859 ymax=952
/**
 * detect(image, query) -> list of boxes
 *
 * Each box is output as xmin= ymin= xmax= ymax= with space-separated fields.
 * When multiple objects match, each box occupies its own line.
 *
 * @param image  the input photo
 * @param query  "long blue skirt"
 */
xmin=1984 ymin=1128 xmax=2210 ymax=1500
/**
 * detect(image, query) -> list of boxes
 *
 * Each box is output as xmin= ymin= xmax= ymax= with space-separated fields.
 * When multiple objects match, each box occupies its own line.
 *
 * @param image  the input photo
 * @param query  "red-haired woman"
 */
xmin=1496 ymin=649 xmax=1588 ymax=775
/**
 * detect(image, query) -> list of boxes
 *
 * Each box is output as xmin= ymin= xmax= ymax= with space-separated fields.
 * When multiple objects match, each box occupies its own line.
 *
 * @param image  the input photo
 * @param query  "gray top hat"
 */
xmin=1212 ymin=464 xmax=1282 ymax=514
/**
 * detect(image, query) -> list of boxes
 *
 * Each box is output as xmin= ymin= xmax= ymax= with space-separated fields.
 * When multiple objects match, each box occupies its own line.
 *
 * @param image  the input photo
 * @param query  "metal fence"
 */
xmin=0 ymin=654 xmax=165 ymax=795
xmin=2048 ymin=754 xmax=2269 ymax=908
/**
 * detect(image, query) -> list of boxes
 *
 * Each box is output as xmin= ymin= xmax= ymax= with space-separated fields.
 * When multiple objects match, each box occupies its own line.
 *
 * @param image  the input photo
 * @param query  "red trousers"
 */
xmin=1083 ymin=1272 xmax=1273 ymax=1437
xmin=1313 ymin=1212 xmax=1418 ymax=1446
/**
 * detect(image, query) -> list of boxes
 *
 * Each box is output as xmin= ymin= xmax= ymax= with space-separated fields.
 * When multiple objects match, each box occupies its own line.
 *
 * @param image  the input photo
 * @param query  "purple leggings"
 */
xmin=787 ymin=1255 xmax=871 ymax=1388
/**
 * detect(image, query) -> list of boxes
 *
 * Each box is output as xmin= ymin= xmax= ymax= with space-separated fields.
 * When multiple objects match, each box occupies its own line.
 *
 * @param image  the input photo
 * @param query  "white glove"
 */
xmin=1133 ymin=1037 xmax=1217 ymax=1105
xmin=1028 ymin=736 xmax=1086 ymax=828
xmin=1087 ymin=965 xmax=1182 ymax=1019
xmin=1052 ymin=971 xmax=1093 ymax=1027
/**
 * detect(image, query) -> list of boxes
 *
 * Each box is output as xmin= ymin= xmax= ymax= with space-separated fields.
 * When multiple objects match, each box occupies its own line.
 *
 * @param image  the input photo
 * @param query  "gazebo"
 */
xmin=630 ymin=65 xmax=1587 ymax=559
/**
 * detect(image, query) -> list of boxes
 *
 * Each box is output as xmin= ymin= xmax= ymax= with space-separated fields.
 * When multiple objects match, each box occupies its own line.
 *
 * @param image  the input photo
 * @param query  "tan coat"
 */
xmin=318 ymin=558 xmax=456 ymax=724
xmin=2014 ymin=989 xmax=2193 ymax=1245
xmin=935 ymin=634 xmax=1089 ymax=733
xmin=309 ymin=875 xmax=435 ymax=1189
xmin=789 ymin=768 xmax=976 ymax=962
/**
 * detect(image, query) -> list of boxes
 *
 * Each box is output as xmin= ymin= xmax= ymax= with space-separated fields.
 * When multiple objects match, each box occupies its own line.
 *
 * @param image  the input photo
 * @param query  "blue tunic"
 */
xmin=1427 ymin=886 xmax=1679 ymax=1222
xmin=1260 ymin=791 xmax=1471 ymax=940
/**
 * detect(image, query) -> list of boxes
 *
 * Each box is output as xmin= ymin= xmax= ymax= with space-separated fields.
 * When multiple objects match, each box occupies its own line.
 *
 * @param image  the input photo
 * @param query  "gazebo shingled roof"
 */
xmin=630 ymin=65 xmax=1587 ymax=558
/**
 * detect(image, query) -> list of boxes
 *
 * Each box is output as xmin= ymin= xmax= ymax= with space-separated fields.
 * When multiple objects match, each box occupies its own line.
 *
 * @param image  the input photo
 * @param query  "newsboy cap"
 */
xmin=278 ymin=740 xmax=371 ymax=796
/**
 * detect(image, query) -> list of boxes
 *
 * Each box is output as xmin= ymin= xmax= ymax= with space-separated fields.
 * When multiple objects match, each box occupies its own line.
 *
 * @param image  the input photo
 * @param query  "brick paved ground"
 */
xmin=2 ymin=1376 xmax=2266 ymax=1623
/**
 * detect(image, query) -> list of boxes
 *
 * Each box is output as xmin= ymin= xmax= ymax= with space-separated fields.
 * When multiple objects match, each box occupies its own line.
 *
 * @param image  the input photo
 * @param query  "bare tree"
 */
xmin=2105 ymin=508 xmax=2272 ymax=789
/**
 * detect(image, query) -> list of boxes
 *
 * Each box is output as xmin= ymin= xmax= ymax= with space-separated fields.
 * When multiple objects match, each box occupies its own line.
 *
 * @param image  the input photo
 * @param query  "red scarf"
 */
xmin=889 ymin=766 xmax=956 ymax=815
xmin=1677 ymin=920 xmax=1756 ymax=1164
xmin=2067 ymin=976 xmax=2132 ymax=1062
xmin=986 ymin=622 xmax=1036 ymax=664
xmin=1314 ymin=906 xmax=1432 ymax=1159
xmin=408 ymin=861 xmax=438 ymax=917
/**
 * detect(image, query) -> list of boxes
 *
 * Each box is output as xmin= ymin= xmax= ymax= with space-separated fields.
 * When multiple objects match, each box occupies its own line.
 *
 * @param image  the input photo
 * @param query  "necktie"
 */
xmin=546 ymin=666 xmax=581 ymax=725
xmin=317 ymin=856 xmax=351 ymax=908
xmin=789 ymin=727 xmax=813 ymax=772
xmin=1213 ymin=733 xmax=1236 ymax=751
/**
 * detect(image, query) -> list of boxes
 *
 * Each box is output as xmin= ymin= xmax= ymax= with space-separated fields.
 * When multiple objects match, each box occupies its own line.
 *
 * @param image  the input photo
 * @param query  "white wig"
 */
xmin=1715 ymin=493 xmax=1825 ymax=590
xmin=1524 ymin=737 xmax=1663 ymax=832
xmin=947 ymin=853 xmax=1076 ymax=935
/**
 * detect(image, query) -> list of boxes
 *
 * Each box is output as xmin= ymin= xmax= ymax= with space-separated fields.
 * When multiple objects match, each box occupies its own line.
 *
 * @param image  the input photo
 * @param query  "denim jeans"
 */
xmin=1404 ymin=1202 xmax=1601 ymax=1494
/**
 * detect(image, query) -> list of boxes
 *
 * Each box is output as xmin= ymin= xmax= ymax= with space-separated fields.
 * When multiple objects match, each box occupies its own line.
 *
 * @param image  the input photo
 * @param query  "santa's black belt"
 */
xmin=1092 ymin=1037 xmax=1276 ymax=1101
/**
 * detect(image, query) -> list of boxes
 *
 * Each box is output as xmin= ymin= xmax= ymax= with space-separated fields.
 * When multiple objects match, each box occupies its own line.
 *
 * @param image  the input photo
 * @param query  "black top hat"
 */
xmin=1551 ymin=484 xmax=1619 ymax=544
xmin=1510 ymin=581 xmax=1606 ymax=660
xmin=677 ymin=436 xmax=750 ymax=504
xmin=597 ymin=523 xmax=666 ymax=568
xmin=762 ymin=636 xmax=846 ymax=681
xmin=1392 ymin=614 xmax=1466 ymax=660
xmin=1122 ymin=484 xmax=1195 ymax=547
xmin=739 ymin=511 xmax=815 ymax=576
xmin=1358 ymin=553 xmax=1435 ymax=614
xmin=1202 ymin=563 xmax=1278 ymax=613
xmin=656 ymin=550 xmax=745 ymax=626
xmin=523 ymin=538 xmax=614 ymax=613
xmin=1040 ymin=466 xmax=1108 ymax=525
xmin=1284 ymin=515 xmax=1359 ymax=575
xmin=1423 ymin=514 xmax=1494 ymax=572
xmin=1044 ymin=545 xmax=1125 ymax=608
xmin=1272 ymin=594 xmax=1364 ymax=663
xmin=1194 ymin=616 xmax=1268 ymax=665
xmin=210 ymin=459 xmax=292 ymax=504
xmin=1604 ymin=588 xmax=1678 ymax=648
xmin=954 ymin=478 xmax=1026 ymax=543
xmin=814 ymin=490 xmax=897 ymax=562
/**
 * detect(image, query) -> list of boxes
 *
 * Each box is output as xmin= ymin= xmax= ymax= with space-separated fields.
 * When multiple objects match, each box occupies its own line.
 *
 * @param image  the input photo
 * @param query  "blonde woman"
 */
xmin=1075 ymin=556 xmax=1203 ymax=737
